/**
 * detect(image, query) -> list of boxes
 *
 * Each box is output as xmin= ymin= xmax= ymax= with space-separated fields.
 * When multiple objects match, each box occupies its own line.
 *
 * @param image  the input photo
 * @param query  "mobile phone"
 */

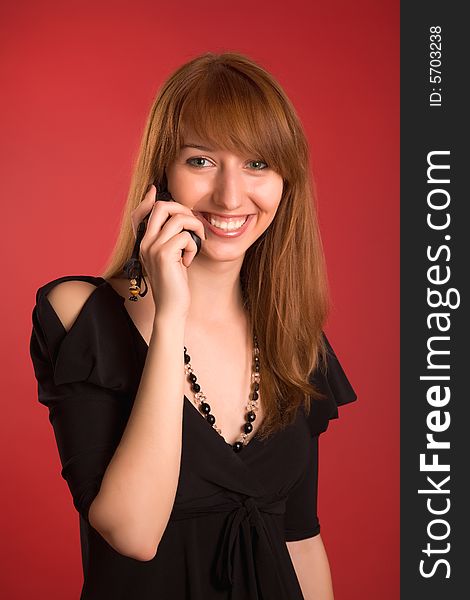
xmin=123 ymin=174 xmax=202 ymax=301
xmin=153 ymin=175 xmax=202 ymax=257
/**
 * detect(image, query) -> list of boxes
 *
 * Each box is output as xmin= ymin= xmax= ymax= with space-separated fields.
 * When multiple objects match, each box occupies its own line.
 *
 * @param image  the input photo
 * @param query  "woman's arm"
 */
xmin=287 ymin=534 xmax=334 ymax=600
xmin=88 ymin=314 xmax=185 ymax=561
xmin=47 ymin=281 xmax=186 ymax=561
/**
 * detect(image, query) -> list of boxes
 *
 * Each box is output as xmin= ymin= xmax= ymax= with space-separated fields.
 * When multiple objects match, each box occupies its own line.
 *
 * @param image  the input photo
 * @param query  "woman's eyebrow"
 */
xmin=181 ymin=143 xmax=215 ymax=152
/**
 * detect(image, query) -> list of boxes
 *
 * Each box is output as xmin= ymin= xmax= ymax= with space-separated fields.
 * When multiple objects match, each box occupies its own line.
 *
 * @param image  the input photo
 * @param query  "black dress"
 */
xmin=29 ymin=275 xmax=357 ymax=600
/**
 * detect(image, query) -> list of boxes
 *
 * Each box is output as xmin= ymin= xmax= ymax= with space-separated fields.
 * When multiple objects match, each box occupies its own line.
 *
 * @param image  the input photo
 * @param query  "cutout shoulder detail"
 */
xmin=46 ymin=280 xmax=101 ymax=333
xmin=31 ymin=275 xmax=138 ymax=390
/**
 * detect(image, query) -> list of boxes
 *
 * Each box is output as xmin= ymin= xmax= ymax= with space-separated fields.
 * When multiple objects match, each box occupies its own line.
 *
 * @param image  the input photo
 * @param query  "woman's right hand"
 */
xmin=130 ymin=184 xmax=206 ymax=321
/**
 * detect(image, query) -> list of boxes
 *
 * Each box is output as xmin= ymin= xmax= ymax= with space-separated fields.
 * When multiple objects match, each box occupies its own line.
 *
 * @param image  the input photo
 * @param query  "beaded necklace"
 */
xmin=183 ymin=335 xmax=260 ymax=452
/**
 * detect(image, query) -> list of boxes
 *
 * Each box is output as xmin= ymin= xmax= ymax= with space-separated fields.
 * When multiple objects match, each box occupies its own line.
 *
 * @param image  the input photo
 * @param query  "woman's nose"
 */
xmin=211 ymin=168 xmax=245 ymax=211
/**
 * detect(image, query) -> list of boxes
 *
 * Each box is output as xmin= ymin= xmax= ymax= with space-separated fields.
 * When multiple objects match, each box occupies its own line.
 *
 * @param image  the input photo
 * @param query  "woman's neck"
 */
xmin=186 ymin=253 xmax=246 ymax=324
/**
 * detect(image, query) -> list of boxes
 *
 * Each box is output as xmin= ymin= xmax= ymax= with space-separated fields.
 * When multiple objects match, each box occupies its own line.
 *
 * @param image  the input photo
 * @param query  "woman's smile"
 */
xmin=196 ymin=212 xmax=255 ymax=238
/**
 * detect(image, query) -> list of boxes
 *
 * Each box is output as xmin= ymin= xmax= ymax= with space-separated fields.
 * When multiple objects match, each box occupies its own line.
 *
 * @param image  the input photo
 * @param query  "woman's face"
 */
xmin=165 ymin=128 xmax=284 ymax=262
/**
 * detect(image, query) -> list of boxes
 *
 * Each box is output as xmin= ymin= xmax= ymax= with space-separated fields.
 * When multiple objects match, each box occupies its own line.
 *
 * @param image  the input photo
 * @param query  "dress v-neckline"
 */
xmin=183 ymin=393 xmax=262 ymax=451
xmin=101 ymin=277 xmax=262 ymax=452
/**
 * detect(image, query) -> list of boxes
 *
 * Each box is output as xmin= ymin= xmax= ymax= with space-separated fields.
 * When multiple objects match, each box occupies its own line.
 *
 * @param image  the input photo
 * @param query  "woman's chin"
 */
xmin=198 ymin=243 xmax=248 ymax=263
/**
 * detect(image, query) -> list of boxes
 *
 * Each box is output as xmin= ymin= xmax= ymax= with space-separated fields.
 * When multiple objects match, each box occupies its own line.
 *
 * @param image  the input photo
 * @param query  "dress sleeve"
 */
xmin=29 ymin=276 xmax=138 ymax=525
xmin=284 ymin=332 xmax=357 ymax=541
xmin=284 ymin=434 xmax=320 ymax=541
xmin=306 ymin=331 xmax=358 ymax=437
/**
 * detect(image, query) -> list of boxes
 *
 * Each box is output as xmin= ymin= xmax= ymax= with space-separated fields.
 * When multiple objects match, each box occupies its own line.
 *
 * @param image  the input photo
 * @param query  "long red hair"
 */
xmin=102 ymin=51 xmax=330 ymax=439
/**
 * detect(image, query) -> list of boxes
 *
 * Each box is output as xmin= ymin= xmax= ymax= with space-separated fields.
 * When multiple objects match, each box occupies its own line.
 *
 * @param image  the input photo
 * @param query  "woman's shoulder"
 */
xmin=45 ymin=277 xmax=104 ymax=333
xmin=31 ymin=274 xmax=137 ymax=390
xmin=35 ymin=273 xmax=113 ymax=300
xmin=41 ymin=275 xmax=129 ymax=330
xmin=34 ymin=275 xmax=120 ymax=337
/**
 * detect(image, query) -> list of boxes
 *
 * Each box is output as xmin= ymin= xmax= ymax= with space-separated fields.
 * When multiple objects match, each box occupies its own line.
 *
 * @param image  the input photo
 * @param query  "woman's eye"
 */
xmin=248 ymin=160 xmax=268 ymax=170
xmin=186 ymin=157 xmax=212 ymax=168
xmin=186 ymin=157 xmax=268 ymax=170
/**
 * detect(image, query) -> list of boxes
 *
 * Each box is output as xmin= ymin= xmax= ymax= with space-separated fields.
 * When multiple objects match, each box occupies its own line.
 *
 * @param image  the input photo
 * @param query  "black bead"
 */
xmin=184 ymin=353 xmax=190 ymax=364
xmin=192 ymin=383 xmax=201 ymax=393
xmin=201 ymin=402 xmax=211 ymax=414
xmin=189 ymin=373 xmax=197 ymax=383
xmin=244 ymin=422 xmax=253 ymax=434
xmin=255 ymin=363 xmax=260 ymax=372
xmin=254 ymin=356 xmax=260 ymax=363
xmin=252 ymin=391 xmax=259 ymax=401
xmin=247 ymin=411 xmax=256 ymax=422
xmin=207 ymin=414 xmax=216 ymax=425
xmin=233 ymin=441 xmax=244 ymax=452
xmin=253 ymin=382 xmax=259 ymax=391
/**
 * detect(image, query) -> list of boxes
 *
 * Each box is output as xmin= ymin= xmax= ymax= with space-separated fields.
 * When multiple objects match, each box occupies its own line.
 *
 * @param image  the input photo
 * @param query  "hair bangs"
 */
xmin=176 ymin=69 xmax=293 ymax=180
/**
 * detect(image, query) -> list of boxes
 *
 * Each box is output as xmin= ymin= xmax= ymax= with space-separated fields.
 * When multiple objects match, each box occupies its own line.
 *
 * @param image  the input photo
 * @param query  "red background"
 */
xmin=0 ymin=0 xmax=399 ymax=598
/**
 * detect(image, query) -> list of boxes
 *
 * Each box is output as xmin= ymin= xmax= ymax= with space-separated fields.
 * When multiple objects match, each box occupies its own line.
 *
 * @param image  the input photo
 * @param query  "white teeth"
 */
xmin=208 ymin=215 xmax=248 ymax=231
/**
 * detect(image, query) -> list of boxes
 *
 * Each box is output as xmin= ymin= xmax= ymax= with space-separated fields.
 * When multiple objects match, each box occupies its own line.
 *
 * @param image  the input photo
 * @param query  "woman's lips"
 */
xmin=199 ymin=213 xmax=254 ymax=238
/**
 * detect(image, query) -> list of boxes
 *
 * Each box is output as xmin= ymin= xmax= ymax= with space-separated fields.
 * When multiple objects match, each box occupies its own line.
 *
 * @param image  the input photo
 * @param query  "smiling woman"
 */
xmin=166 ymin=129 xmax=284 ymax=247
xmin=105 ymin=52 xmax=332 ymax=432
xmin=30 ymin=51 xmax=357 ymax=599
